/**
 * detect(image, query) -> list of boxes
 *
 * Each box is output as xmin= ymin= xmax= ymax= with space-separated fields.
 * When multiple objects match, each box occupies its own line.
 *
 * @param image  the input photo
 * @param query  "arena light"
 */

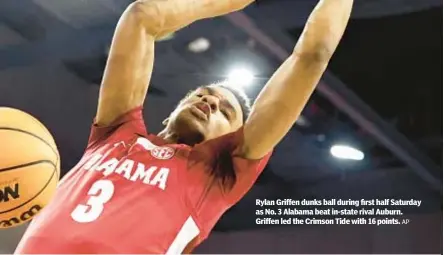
xmin=296 ymin=115 xmax=310 ymax=127
xmin=330 ymin=144 xmax=364 ymax=161
xmin=188 ymin=37 xmax=211 ymax=53
xmin=227 ymin=68 xmax=254 ymax=87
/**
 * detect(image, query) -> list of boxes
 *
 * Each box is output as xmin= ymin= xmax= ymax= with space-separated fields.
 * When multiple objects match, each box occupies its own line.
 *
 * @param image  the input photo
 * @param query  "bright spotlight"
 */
xmin=330 ymin=144 xmax=364 ymax=161
xmin=188 ymin=37 xmax=210 ymax=53
xmin=227 ymin=68 xmax=254 ymax=87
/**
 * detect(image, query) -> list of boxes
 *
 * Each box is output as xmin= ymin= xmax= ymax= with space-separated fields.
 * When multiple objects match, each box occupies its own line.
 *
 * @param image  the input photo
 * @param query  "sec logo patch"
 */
xmin=151 ymin=146 xmax=175 ymax=160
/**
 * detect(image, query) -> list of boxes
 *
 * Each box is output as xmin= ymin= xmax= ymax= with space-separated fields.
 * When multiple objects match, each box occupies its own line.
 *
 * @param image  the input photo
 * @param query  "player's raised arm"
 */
xmin=95 ymin=0 xmax=255 ymax=126
xmin=239 ymin=0 xmax=354 ymax=159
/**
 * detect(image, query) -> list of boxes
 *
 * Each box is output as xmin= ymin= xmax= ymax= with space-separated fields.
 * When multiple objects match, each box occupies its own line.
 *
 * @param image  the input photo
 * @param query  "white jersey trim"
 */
xmin=165 ymin=216 xmax=200 ymax=255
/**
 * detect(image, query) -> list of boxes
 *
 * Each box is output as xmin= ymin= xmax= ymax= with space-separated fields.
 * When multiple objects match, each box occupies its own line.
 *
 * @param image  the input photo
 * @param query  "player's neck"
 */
xmin=158 ymin=128 xmax=204 ymax=146
xmin=157 ymin=129 xmax=179 ymax=144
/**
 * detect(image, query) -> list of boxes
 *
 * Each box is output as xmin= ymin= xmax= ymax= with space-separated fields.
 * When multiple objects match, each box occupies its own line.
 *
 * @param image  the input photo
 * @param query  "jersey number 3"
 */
xmin=71 ymin=180 xmax=115 ymax=223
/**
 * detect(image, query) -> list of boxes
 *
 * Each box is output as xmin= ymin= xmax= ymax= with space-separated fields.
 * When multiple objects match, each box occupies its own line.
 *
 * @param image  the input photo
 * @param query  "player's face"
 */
xmin=168 ymin=86 xmax=244 ymax=142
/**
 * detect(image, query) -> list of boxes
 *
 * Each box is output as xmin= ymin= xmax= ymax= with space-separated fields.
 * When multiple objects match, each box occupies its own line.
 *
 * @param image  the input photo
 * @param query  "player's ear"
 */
xmin=162 ymin=117 xmax=169 ymax=126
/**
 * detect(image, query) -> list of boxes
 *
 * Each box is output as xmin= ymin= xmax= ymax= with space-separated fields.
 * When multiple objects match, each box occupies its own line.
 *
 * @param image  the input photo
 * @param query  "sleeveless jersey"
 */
xmin=15 ymin=107 xmax=271 ymax=254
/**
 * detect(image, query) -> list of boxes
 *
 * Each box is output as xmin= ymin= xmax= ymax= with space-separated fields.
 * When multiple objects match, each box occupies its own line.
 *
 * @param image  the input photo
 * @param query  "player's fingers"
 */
xmin=146 ymin=0 xmax=255 ymax=36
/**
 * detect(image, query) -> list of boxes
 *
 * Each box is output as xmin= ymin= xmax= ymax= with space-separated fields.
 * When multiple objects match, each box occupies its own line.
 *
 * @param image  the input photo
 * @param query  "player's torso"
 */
xmin=21 ymin=132 xmax=210 ymax=254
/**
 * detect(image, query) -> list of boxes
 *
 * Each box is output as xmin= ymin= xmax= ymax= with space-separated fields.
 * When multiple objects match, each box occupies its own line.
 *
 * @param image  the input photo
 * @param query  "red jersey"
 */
xmin=15 ymin=107 xmax=271 ymax=254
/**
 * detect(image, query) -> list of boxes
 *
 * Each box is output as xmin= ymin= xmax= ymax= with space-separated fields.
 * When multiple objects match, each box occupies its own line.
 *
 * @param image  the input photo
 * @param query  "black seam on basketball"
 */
xmin=0 ymin=161 xmax=57 ymax=215
xmin=0 ymin=160 xmax=54 ymax=173
xmin=27 ymin=118 xmax=61 ymax=181
xmin=0 ymin=127 xmax=59 ymax=158
xmin=54 ymin=151 xmax=60 ymax=181
xmin=0 ymin=127 xmax=60 ymax=180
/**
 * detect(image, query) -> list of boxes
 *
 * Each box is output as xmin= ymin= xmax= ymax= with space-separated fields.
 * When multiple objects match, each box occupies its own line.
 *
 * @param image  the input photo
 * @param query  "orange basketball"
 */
xmin=0 ymin=107 xmax=60 ymax=229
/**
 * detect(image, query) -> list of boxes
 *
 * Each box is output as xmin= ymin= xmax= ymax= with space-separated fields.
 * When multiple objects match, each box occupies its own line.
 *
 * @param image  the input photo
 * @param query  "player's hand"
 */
xmin=136 ymin=0 xmax=255 ymax=37
xmin=192 ymin=0 xmax=256 ymax=18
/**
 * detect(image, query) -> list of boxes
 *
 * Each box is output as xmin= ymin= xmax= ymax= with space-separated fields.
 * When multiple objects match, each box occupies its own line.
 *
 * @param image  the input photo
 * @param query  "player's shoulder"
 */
xmin=88 ymin=106 xmax=147 ymax=149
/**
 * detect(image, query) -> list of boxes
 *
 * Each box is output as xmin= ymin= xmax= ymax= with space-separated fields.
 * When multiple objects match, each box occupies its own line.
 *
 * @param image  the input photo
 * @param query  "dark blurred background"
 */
xmin=0 ymin=0 xmax=442 ymax=253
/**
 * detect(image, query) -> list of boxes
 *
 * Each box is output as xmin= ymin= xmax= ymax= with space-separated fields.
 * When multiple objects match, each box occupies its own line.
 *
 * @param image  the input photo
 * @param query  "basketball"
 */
xmin=0 ymin=107 xmax=60 ymax=229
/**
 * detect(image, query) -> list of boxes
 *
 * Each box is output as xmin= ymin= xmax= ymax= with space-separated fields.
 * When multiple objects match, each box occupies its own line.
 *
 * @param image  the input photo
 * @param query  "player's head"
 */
xmin=161 ymin=83 xmax=251 ymax=145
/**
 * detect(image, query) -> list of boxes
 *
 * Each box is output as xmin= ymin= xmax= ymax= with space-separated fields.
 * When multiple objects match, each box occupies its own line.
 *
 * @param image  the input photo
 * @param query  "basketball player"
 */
xmin=15 ymin=0 xmax=353 ymax=253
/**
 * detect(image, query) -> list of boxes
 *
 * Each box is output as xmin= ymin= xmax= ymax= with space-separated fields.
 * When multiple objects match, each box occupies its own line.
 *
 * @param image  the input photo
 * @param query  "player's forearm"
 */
xmin=131 ymin=0 xmax=255 ymax=38
xmin=240 ymin=0 xmax=353 ymax=159
xmin=294 ymin=0 xmax=354 ymax=59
